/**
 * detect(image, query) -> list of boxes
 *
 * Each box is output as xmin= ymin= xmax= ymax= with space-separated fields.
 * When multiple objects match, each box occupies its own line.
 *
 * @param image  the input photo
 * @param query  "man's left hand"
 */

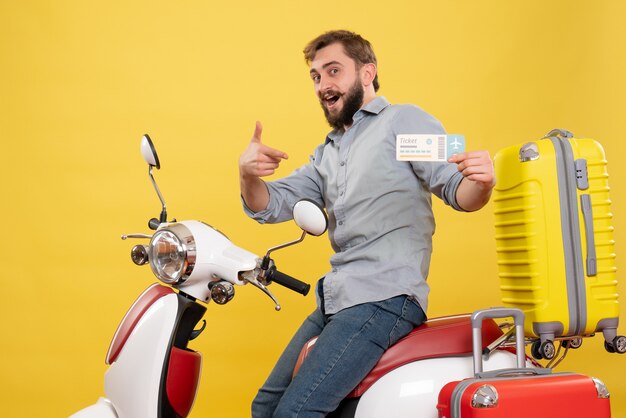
xmin=449 ymin=150 xmax=495 ymax=211
xmin=448 ymin=150 xmax=495 ymax=190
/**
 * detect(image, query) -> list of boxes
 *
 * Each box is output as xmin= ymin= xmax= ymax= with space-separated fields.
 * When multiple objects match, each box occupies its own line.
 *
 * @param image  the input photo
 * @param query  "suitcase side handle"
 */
xmin=580 ymin=194 xmax=598 ymax=276
xmin=476 ymin=367 xmax=553 ymax=379
xmin=471 ymin=308 xmax=526 ymax=374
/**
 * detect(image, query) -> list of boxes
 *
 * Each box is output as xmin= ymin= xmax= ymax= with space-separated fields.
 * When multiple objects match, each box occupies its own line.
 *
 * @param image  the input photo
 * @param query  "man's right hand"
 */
xmin=239 ymin=121 xmax=289 ymax=178
xmin=239 ymin=121 xmax=289 ymax=213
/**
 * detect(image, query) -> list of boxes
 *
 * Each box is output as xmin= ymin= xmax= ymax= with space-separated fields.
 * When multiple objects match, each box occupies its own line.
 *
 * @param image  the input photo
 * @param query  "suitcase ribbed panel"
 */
xmin=494 ymin=140 xmax=569 ymax=338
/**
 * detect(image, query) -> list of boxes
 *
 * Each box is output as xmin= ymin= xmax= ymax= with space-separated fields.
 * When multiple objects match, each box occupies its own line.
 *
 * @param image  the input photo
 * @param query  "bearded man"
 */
xmin=238 ymin=30 xmax=495 ymax=418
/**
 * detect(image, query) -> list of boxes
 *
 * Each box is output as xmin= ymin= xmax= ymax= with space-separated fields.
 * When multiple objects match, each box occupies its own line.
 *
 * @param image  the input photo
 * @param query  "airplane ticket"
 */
xmin=396 ymin=134 xmax=465 ymax=162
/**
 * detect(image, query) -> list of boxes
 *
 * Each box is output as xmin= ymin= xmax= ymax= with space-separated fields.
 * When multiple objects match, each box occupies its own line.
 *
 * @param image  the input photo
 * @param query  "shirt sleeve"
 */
xmin=242 ymin=148 xmax=325 ymax=223
xmin=391 ymin=104 xmax=465 ymax=211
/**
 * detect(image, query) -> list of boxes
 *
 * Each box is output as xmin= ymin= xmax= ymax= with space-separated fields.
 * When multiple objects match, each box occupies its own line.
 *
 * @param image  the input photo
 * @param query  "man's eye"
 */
xmin=312 ymin=74 xmax=320 ymax=82
xmin=330 ymin=68 xmax=339 ymax=75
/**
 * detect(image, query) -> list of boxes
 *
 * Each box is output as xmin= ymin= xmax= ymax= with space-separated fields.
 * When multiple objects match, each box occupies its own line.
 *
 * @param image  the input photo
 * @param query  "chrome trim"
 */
xmin=149 ymin=223 xmax=196 ymax=284
xmin=121 ymin=233 xmax=153 ymax=240
xmin=240 ymin=269 xmax=281 ymax=311
xmin=264 ymin=231 xmax=307 ymax=259
xmin=210 ymin=281 xmax=235 ymax=304
xmin=471 ymin=384 xmax=499 ymax=408
xmin=519 ymin=142 xmax=539 ymax=162
xmin=130 ymin=245 xmax=149 ymax=265
xmin=592 ymin=377 xmax=610 ymax=399
xmin=148 ymin=165 xmax=167 ymax=213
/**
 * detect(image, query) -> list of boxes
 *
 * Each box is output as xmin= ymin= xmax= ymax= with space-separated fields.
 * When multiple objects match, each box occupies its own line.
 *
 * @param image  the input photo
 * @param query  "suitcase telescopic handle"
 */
xmin=471 ymin=308 xmax=526 ymax=374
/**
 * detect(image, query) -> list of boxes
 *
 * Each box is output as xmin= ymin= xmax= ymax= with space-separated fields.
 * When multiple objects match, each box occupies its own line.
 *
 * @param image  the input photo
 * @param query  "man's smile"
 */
xmin=322 ymin=91 xmax=341 ymax=110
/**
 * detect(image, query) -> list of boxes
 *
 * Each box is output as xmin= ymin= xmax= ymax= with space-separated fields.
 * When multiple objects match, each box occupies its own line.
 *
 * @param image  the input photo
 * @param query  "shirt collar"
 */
xmin=326 ymin=96 xmax=390 ymax=144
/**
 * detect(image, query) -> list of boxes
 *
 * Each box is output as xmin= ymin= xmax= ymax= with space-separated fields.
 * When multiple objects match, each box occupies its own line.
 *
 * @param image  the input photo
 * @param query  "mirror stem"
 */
xmin=148 ymin=165 xmax=168 ymax=221
xmin=261 ymin=230 xmax=307 ymax=272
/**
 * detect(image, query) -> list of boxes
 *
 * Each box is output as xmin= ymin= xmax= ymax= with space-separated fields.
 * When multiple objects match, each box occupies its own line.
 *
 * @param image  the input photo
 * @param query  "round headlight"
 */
xmin=149 ymin=225 xmax=195 ymax=284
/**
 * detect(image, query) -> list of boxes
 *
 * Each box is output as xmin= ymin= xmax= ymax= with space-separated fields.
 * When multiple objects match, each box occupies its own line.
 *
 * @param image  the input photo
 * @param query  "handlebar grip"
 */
xmin=268 ymin=268 xmax=310 ymax=296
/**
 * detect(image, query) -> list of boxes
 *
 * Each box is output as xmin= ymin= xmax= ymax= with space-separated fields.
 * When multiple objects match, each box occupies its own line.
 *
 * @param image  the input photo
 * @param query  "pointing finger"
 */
xmin=260 ymin=143 xmax=289 ymax=160
xmin=251 ymin=121 xmax=263 ymax=143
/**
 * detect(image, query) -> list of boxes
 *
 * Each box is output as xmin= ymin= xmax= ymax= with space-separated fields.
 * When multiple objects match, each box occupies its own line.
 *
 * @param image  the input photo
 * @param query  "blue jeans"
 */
xmin=251 ymin=294 xmax=426 ymax=418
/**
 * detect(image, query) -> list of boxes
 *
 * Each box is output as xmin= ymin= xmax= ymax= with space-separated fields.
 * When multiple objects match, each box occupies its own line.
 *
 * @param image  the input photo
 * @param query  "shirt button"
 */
xmin=338 ymin=221 xmax=344 ymax=225
xmin=340 ymin=161 xmax=345 ymax=166
xmin=332 ymin=268 xmax=337 ymax=272
xmin=339 ymin=191 xmax=344 ymax=196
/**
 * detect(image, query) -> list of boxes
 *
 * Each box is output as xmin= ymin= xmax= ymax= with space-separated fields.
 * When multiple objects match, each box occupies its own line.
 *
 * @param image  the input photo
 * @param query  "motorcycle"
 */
xmin=72 ymin=135 xmax=609 ymax=418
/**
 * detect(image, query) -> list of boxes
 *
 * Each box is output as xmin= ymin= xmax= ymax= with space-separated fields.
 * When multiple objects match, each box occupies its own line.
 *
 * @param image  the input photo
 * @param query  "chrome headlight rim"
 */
xmin=149 ymin=223 xmax=197 ymax=284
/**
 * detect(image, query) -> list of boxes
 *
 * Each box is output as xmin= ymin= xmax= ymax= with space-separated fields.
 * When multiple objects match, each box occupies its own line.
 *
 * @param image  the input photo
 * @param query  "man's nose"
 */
xmin=319 ymin=75 xmax=332 ymax=92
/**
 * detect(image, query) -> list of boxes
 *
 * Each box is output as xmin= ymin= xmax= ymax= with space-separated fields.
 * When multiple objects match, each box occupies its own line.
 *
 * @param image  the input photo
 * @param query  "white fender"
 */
xmin=104 ymin=293 xmax=179 ymax=418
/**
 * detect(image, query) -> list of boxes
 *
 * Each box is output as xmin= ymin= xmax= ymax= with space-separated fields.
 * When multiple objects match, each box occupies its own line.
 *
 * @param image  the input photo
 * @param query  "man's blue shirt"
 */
xmin=244 ymin=96 xmax=464 ymax=314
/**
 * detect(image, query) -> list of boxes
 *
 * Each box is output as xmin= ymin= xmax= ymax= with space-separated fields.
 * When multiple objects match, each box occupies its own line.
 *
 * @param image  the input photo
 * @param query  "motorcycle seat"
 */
xmin=292 ymin=313 xmax=503 ymax=398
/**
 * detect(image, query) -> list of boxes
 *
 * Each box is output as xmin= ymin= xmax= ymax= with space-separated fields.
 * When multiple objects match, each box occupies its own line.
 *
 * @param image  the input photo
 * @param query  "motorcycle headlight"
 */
xmin=149 ymin=224 xmax=196 ymax=284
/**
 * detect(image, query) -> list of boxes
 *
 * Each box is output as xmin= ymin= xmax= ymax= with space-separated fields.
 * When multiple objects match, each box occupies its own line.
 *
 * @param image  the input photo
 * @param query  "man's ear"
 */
xmin=360 ymin=63 xmax=377 ymax=87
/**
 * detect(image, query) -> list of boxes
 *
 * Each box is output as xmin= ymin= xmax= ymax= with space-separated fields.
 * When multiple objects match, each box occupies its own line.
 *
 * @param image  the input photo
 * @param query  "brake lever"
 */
xmin=121 ymin=233 xmax=153 ymax=240
xmin=244 ymin=273 xmax=281 ymax=311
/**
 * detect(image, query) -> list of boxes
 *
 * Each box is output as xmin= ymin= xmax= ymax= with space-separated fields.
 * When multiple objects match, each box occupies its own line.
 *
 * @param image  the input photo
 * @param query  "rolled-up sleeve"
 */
xmin=427 ymin=164 xmax=465 ymax=211
xmin=243 ymin=154 xmax=325 ymax=224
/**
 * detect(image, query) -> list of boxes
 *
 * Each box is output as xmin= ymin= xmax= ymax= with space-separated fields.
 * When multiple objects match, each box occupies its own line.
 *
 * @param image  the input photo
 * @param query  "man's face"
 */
xmin=309 ymin=42 xmax=365 ymax=130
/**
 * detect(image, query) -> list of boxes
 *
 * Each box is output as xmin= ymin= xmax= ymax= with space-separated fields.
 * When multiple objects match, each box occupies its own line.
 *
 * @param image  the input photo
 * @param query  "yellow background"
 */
xmin=1 ymin=1 xmax=625 ymax=417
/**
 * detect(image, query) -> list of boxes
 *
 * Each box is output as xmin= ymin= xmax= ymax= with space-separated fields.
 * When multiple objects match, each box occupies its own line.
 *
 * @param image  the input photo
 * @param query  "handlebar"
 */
xmin=267 ymin=267 xmax=310 ymax=296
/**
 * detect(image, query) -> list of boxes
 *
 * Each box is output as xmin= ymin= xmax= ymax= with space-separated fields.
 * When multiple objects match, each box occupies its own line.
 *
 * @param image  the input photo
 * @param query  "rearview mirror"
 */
xmin=141 ymin=134 xmax=160 ymax=169
xmin=293 ymin=199 xmax=328 ymax=237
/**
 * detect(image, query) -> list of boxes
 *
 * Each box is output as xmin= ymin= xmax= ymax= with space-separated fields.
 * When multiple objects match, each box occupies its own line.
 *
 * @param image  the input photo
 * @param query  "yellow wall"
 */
xmin=1 ymin=1 xmax=625 ymax=416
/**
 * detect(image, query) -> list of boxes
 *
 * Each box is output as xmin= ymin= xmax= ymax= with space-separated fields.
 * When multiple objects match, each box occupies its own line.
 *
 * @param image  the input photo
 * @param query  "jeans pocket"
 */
xmin=387 ymin=296 xmax=425 ymax=347
xmin=405 ymin=298 xmax=426 ymax=327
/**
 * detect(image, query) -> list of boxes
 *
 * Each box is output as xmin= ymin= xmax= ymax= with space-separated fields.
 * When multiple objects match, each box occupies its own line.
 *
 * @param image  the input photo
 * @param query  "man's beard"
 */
xmin=320 ymin=79 xmax=364 ymax=131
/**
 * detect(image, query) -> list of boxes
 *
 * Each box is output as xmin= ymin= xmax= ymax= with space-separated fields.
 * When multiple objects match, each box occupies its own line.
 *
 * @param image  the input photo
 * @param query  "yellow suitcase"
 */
xmin=493 ymin=129 xmax=624 ymax=359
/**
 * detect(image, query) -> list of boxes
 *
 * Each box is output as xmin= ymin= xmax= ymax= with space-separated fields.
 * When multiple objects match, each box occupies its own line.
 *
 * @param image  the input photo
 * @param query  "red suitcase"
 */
xmin=437 ymin=308 xmax=612 ymax=418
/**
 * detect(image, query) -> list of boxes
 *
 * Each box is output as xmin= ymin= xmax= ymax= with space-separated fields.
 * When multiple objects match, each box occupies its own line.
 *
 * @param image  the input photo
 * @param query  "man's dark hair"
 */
xmin=303 ymin=30 xmax=380 ymax=92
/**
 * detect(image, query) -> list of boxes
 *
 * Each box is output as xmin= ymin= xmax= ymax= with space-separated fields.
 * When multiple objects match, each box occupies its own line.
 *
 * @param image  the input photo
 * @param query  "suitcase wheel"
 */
xmin=561 ymin=338 xmax=583 ymax=350
xmin=531 ymin=339 xmax=556 ymax=360
xmin=604 ymin=335 xmax=626 ymax=354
